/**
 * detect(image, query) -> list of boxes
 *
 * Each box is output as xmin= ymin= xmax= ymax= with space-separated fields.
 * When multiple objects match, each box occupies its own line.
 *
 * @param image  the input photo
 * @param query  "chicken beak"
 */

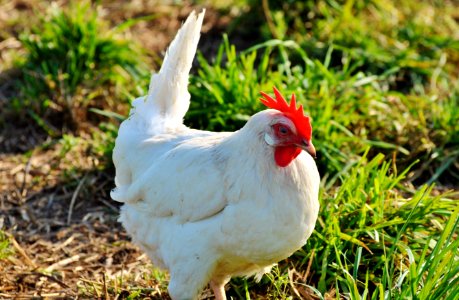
xmin=298 ymin=140 xmax=316 ymax=159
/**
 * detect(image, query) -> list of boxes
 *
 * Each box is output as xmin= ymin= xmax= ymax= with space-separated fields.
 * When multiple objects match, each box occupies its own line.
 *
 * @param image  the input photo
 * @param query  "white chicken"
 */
xmin=111 ymin=10 xmax=320 ymax=300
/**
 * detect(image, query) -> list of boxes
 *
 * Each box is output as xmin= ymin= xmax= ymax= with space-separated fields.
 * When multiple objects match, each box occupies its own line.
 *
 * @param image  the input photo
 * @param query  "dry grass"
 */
xmin=0 ymin=133 xmax=154 ymax=298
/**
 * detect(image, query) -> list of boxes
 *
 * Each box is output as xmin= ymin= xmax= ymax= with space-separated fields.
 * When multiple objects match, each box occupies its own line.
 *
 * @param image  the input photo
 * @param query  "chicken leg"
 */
xmin=210 ymin=280 xmax=227 ymax=300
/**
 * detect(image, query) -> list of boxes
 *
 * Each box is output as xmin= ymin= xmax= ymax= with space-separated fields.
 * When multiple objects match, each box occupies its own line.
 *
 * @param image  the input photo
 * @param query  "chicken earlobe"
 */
xmin=264 ymin=132 xmax=276 ymax=146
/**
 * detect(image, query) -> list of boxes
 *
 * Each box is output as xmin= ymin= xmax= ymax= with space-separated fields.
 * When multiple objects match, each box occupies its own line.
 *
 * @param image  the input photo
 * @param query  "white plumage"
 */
xmin=111 ymin=10 xmax=320 ymax=300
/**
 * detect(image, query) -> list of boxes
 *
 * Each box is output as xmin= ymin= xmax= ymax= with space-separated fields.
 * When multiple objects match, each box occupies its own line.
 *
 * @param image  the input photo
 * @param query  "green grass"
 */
xmin=14 ymin=0 xmax=148 ymax=133
xmin=0 ymin=231 xmax=14 ymax=260
xmin=2 ymin=0 xmax=458 ymax=299
xmin=251 ymin=0 xmax=459 ymax=83
xmin=304 ymin=152 xmax=458 ymax=299
xmin=188 ymin=35 xmax=458 ymax=181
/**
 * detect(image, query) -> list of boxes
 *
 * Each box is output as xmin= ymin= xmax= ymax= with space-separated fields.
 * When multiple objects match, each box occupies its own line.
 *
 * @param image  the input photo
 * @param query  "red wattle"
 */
xmin=274 ymin=146 xmax=302 ymax=167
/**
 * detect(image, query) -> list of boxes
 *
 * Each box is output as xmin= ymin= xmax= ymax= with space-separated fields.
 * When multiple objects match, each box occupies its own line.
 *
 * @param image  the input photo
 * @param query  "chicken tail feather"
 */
xmin=131 ymin=10 xmax=205 ymax=133
xmin=111 ymin=10 xmax=205 ymax=203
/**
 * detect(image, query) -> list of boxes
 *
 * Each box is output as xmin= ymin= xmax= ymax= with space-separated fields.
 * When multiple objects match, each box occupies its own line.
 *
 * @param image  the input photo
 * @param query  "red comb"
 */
xmin=260 ymin=87 xmax=312 ymax=140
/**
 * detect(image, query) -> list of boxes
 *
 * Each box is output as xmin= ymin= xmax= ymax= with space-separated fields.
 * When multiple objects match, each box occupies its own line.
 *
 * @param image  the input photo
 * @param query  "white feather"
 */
xmin=128 ymin=10 xmax=205 ymax=134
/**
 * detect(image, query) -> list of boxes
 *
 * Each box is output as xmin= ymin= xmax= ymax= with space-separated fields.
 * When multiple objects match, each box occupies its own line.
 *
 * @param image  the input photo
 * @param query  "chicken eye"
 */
xmin=278 ymin=126 xmax=289 ymax=135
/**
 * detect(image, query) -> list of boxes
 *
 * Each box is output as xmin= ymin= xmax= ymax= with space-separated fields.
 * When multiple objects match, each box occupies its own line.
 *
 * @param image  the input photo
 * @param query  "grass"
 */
xmin=1 ymin=0 xmax=458 ymax=299
xmin=303 ymin=153 xmax=458 ymax=299
xmin=188 ymin=34 xmax=458 ymax=182
xmin=0 ymin=231 xmax=14 ymax=260
xmin=13 ymin=1 xmax=148 ymax=133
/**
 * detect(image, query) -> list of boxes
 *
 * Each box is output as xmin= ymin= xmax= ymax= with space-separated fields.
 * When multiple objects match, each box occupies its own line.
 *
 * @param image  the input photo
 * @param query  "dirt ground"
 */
xmin=0 ymin=1 xmax=237 ymax=298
